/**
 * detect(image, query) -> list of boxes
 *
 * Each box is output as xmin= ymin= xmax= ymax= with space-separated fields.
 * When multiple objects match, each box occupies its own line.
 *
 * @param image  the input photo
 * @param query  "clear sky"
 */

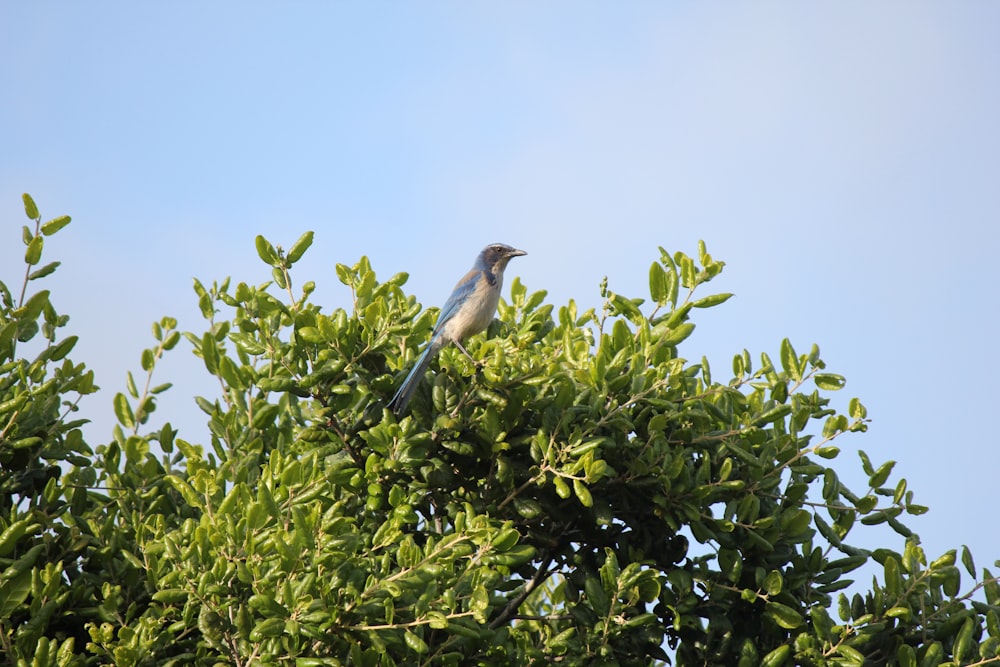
xmin=3 ymin=4 xmax=999 ymax=580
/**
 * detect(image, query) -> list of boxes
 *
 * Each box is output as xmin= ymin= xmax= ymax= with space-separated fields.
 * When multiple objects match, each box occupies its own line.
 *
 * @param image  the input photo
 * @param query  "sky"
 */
xmin=2 ymin=3 xmax=999 ymax=585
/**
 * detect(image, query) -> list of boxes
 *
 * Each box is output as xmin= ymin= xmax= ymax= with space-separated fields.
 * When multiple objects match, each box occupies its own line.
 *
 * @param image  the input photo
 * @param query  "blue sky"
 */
xmin=3 ymin=4 xmax=999 ymax=579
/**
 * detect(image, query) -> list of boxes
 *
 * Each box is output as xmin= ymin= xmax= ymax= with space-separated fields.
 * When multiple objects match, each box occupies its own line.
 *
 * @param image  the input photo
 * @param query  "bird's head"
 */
xmin=480 ymin=243 xmax=527 ymax=273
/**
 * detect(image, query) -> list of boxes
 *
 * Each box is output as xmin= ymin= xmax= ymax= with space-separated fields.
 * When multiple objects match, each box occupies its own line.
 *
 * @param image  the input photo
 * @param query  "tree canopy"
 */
xmin=2 ymin=193 xmax=999 ymax=667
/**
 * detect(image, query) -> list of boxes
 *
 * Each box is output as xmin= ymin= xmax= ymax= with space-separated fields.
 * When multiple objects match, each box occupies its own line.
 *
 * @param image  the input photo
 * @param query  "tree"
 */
xmin=2 ymin=193 xmax=999 ymax=666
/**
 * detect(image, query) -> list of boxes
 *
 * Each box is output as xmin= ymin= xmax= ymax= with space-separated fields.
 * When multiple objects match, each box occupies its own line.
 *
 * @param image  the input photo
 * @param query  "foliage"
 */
xmin=2 ymin=193 xmax=999 ymax=666
xmin=0 ymin=194 xmax=101 ymax=665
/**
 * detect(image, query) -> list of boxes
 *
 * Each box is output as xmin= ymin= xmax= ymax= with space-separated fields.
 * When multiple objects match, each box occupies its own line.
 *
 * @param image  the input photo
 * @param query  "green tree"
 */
xmin=3 ymin=194 xmax=999 ymax=666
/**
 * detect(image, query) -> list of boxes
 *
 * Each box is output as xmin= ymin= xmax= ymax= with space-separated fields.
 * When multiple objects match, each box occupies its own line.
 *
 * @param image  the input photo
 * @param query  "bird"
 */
xmin=388 ymin=243 xmax=527 ymax=414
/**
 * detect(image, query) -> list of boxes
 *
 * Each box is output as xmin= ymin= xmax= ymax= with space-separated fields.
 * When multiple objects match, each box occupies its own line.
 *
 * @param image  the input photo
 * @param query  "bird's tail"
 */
xmin=388 ymin=337 xmax=444 ymax=414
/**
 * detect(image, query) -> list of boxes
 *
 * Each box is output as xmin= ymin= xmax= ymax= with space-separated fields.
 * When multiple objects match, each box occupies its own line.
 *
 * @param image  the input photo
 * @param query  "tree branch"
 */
xmin=488 ymin=553 xmax=554 ymax=630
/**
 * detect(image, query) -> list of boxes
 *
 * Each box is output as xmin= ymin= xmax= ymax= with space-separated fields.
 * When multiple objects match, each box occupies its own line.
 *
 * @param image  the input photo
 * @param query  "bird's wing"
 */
xmin=432 ymin=269 xmax=481 ymax=336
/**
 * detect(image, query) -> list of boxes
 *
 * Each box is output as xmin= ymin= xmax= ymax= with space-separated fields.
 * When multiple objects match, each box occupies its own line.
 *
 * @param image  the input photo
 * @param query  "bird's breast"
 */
xmin=442 ymin=275 xmax=502 ymax=342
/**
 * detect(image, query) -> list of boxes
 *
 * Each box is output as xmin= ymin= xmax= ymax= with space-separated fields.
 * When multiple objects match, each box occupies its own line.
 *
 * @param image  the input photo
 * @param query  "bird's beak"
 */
xmin=508 ymin=248 xmax=527 ymax=257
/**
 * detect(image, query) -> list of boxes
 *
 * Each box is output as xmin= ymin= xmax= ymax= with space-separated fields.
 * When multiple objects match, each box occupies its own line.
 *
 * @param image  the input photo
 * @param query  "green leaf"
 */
xmin=201 ymin=332 xmax=218 ymax=374
xmin=0 ymin=519 xmax=40 ymax=557
xmin=230 ymin=332 xmax=267 ymax=356
xmin=765 ymin=601 xmax=803 ymax=629
xmin=810 ymin=605 xmax=834 ymax=641
xmin=163 ymin=330 xmax=181 ymax=350
xmin=22 ymin=193 xmax=39 ymax=219
xmin=780 ymin=338 xmax=799 ymax=381
xmin=690 ymin=292 xmax=733 ymax=308
xmin=814 ymin=373 xmax=846 ymax=390
xmin=426 ymin=611 xmax=449 ymax=630
xmin=961 ymin=545 xmax=975 ymax=578
xmin=573 ymin=479 xmax=593 ymax=507
xmin=126 ymin=371 xmax=139 ymax=398
xmin=9 ymin=436 xmax=42 ymax=449
xmin=249 ymin=617 xmax=285 ymax=641
xmin=569 ymin=438 xmax=605 ymax=457
xmin=814 ymin=514 xmax=842 ymax=548
xmin=661 ymin=322 xmax=695 ymax=347
xmin=0 ymin=563 xmax=32 ymax=617
xmin=718 ymin=457 xmax=733 ymax=481
xmin=985 ymin=569 xmax=1000 ymax=605
xmin=24 ymin=235 xmax=43 ymax=266
xmin=837 ymin=644 xmax=865 ymax=666
xmin=884 ymin=556 xmax=902 ymax=598
xmin=0 ymin=544 xmax=44 ymax=616
xmin=124 ymin=435 xmax=149 ymax=462
xmin=858 ymin=450 xmax=874 ymax=476
xmin=837 ymin=594 xmax=851 ymax=622
xmin=679 ymin=254 xmax=696 ymax=288
xmin=403 ymin=629 xmax=429 ymax=654
xmin=513 ymin=498 xmax=542 ymax=520
xmin=40 ymin=215 xmax=71 ymax=236
xmin=255 ymin=235 xmax=278 ymax=266
xmin=754 ymin=403 xmax=791 ymax=426
xmin=152 ymin=589 xmax=189 ymax=604
xmin=286 ymin=231 xmax=314 ymax=264
xmin=869 ymin=460 xmax=895 ymax=488
xmin=860 ymin=511 xmax=890 ymax=526
xmin=491 ymin=544 xmax=536 ymax=567
xmin=470 ymin=585 xmax=489 ymax=613
xmin=953 ymin=616 xmax=974 ymax=661
xmin=649 ymin=262 xmax=667 ymax=304
xmin=584 ymin=576 xmax=609 ymax=616
xmin=885 ymin=606 xmax=911 ymax=621
xmin=764 ymin=570 xmax=783 ymax=596
xmin=492 ymin=527 xmax=520 ymax=552
xmin=20 ymin=289 xmax=49 ymax=322
xmin=114 ymin=392 xmax=135 ymax=430
xmin=335 ymin=263 xmax=353 ymax=286
xmin=600 ymin=548 xmax=620 ymax=587
xmin=760 ymin=645 xmax=790 ymax=667
xmin=609 ymin=293 xmax=643 ymax=322
xmin=28 ymin=261 xmax=60 ymax=281
xmin=781 ymin=509 xmax=812 ymax=536
xmin=942 ymin=565 xmax=961 ymax=597
xmin=296 ymin=327 xmax=323 ymax=344
xmin=272 ymin=266 xmax=288 ymax=289
xmin=48 ymin=334 xmax=77 ymax=361
xmin=920 ymin=641 xmax=943 ymax=667
xmin=141 ymin=348 xmax=155 ymax=372
xmin=252 ymin=403 xmax=280 ymax=429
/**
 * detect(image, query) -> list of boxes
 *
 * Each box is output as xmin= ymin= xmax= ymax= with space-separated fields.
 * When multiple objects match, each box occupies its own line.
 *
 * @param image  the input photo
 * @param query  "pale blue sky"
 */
xmin=3 ymin=4 xmax=999 ymax=577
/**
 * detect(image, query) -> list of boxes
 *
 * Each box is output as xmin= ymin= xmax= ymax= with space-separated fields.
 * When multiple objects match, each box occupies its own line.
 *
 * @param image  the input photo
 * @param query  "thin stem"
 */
xmin=488 ymin=553 xmax=554 ymax=630
xmin=17 ymin=219 xmax=40 ymax=309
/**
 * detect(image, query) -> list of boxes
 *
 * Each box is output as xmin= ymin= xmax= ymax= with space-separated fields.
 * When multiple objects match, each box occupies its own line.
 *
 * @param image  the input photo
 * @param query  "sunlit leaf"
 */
xmin=22 ymin=192 xmax=39 ymax=219
xmin=286 ymin=231 xmax=314 ymax=264
xmin=41 ymin=215 xmax=71 ymax=236
xmin=24 ymin=236 xmax=43 ymax=265
xmin=814 ymin=373 xmax=846 ymax=390
xmin=255 ymin=234 xmax=278 ymax=265
xmin=765 ymin=601 xmax=803 ymax=629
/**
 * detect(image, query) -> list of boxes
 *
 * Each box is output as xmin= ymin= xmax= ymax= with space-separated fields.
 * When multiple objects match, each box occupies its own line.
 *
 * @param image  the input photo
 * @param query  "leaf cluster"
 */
xmin=2 ymin=196 xmax=999 ymax=666
xmin=0 ymin=195 xmax=101 ymax=665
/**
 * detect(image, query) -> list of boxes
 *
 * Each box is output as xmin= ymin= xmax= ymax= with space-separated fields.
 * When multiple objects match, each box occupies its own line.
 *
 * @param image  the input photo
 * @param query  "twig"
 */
xmin=488 ymin=553 xmax=554 ymax=630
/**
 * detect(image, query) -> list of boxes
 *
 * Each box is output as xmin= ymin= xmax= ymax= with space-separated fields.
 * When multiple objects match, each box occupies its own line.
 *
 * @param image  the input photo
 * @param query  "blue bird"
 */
xmin=388 ymin=243 xmax=527 ymax=414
